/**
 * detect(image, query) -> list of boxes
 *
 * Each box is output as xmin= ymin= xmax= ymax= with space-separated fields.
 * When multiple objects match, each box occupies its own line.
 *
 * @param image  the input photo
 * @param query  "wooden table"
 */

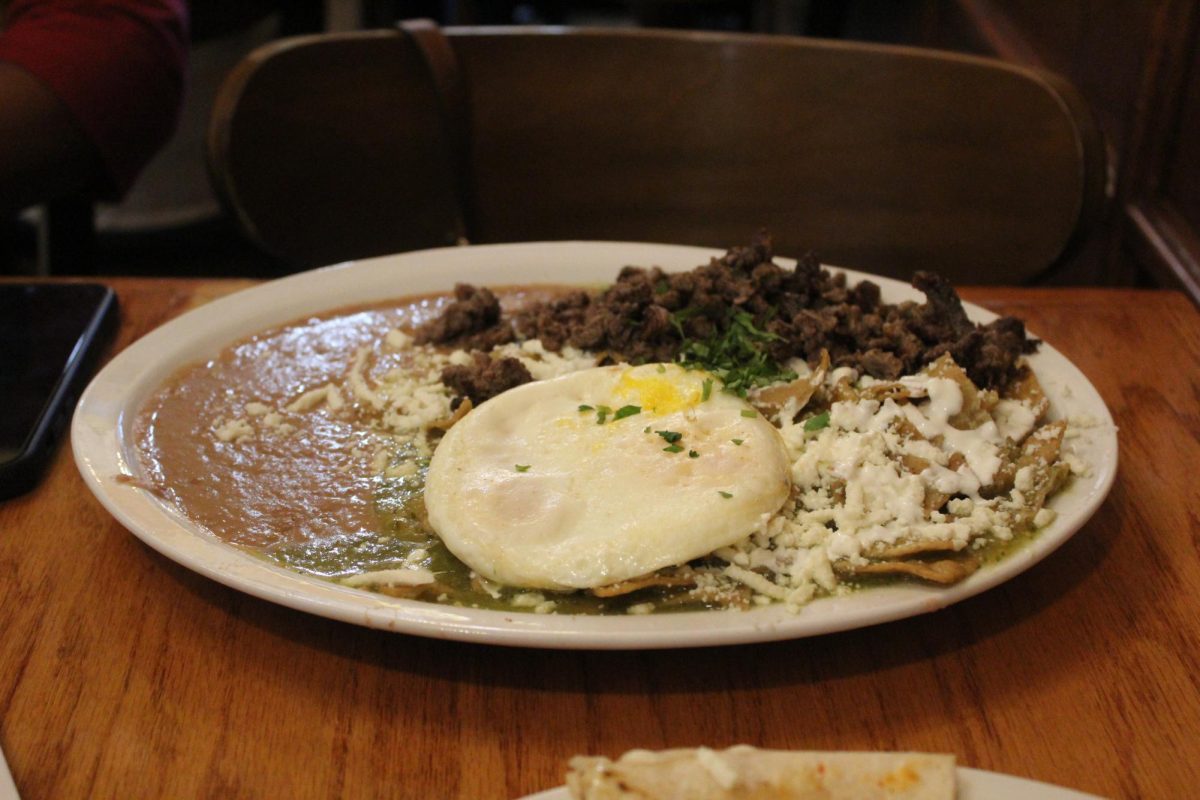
xmin=1 ymin=279 xmax=1198 ymax=799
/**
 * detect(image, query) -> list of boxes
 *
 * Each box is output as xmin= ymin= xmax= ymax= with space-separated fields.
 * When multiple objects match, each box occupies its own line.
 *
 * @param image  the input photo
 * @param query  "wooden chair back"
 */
xmin=209 ymin=24 xmax=1106 ymax=283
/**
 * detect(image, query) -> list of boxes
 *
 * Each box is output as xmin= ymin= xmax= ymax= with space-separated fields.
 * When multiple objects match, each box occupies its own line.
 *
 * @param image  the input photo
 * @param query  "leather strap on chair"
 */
xmin=397 ymin=19 xmax=475 ymax=244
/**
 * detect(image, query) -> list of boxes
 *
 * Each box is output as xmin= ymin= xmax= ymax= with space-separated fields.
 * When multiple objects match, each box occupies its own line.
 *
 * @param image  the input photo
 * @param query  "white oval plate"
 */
xmin=73 ymin=242 xmax=1117 ymax=649
xmin=519 ymin=766 xmax=1106 ymax=799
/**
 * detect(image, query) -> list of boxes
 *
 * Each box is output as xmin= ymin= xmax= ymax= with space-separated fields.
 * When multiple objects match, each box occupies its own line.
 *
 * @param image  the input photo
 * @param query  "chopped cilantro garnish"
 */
xmin=673 ymin=307 xmax=797 ymax=397
xmin=654 ymin=278 xmax=670 ymax=295
xmin=688 ymin=450 xmax=699 ymax=458
xmin=614 ymin=405 xmax=641 ymax=421
xmin=701 ymin=378 xmax=713 ymax=401
xmin=514 ymin=464 xmax=531 ymax=472
xmin=655 ymin=430 xmax=683 ymax=444
xmin=643 ymin=426 xmax=651 ymax=433
xmin=578 ymin=404 xmax=594 ymax=412
xmin=718 ymin=491 xmax=733 ymax=499
xmin=663 ymin=444 xmax=684 ymax=453
xmin=656 ymin=364 xmax=667 ymax=373
xmin=668 ymin=306 xmax=702 ymax=337
xmin=595 ymin=404 xmax=613 ymax=424
xmin=804 ymin=411 xmax=831 ymax=431
xmin=740 ymin=409 xmax=757 ymax=418
xmin=731 ymin=438 xmax=744 ymax=446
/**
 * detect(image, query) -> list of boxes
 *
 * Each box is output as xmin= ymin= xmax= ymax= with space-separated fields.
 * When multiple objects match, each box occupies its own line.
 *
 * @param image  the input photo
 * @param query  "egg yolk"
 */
xmin=614 ymin=369 xmax=702 ymax=415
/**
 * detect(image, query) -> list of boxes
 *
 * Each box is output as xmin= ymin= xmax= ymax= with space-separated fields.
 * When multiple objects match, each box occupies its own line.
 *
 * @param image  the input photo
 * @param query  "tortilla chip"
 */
xmin=753 ymin=351 xmax=830 ymax=418
xmin=837 ymin=556 xmax=979 ymax=585
xmin=1004 ymin=363 xmax=1050 ymax=423
xmin=923 ymin=355 xmax=992 ymax=429
xmin=566 ymin=746 xmax=956 ymax=799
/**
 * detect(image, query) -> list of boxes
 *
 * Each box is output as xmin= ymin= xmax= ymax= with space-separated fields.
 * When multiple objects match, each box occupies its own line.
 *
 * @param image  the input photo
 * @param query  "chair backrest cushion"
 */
xmin=209 ymin=31 xmax=463 ymax=268
xmin=211 ymin=26 xmax=1105 ymax=282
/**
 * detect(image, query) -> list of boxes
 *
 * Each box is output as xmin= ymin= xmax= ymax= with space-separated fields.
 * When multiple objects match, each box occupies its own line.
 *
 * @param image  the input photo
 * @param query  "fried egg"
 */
xmin=424 ymin=363 xmax=792 ymax=590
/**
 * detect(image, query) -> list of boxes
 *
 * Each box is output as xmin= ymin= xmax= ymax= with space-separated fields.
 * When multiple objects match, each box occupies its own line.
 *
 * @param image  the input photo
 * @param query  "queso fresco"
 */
xmin=135 ymin=237 xmax=1087 ymax=616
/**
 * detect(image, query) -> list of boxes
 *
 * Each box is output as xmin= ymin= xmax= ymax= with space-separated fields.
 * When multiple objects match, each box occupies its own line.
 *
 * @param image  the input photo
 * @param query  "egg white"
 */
xmin=424 ymin=363 xmax=792 ymax=591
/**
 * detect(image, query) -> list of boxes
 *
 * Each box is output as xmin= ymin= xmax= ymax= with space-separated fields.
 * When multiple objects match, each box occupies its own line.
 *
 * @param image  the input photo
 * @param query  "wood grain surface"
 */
xmin=1 ymin=278 xmax=1198 ymax=799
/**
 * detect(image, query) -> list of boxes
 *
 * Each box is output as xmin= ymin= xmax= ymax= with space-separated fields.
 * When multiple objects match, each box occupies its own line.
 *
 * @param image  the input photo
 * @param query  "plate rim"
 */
xmin=71 ymin=241 xmax=1118 ymax=650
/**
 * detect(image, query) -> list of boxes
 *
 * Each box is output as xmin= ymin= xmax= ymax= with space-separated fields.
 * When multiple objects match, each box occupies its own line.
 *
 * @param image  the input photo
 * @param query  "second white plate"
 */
xmin=519 ymin=766 xmax=1107 ymax=799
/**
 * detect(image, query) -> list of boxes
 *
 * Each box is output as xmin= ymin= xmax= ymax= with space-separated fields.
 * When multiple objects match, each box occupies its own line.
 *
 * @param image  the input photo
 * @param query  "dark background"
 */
xmin=4 ymin=0 xmax=1198 ymax=307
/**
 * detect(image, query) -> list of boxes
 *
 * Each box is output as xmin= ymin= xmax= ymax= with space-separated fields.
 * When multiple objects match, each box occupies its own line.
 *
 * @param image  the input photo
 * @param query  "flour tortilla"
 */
xmin=566 ymin=746 xmax=956 ymax=799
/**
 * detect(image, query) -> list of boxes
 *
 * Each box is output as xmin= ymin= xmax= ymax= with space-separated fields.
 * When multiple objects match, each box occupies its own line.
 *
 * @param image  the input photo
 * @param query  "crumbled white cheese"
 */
xmin=213 ymin=417 xmax=255 ymax=443
xmin=1063 ymin=452 xmax=1091 ymax=477
xmin=722 ymin=360 xmax=1080 ymax=608
xmin=384 ymin=328 xmax=413 ymax=350
xmin=490 ymin=339 xmax=599 ymax=381
xmin=380 ymin=383 xmax=454 ymax=433
xmin=244 ymin=402 xmax=271 ymax=416
xmin=947 ymin=497 xmax=974 ymax=516
xmin=829 ymin=398 xmax=879 ymax=431
xmin=348 ymin=347 xmax=386 ymax=410
xmin=994 ymin=399 xmax=1037 ymax=441
xmin=363 ymin=345 xmax=459 ymax=435
xmin=286 ymin=385 xmax=331 ymax=413
xmin=510 ymin=592 xmax=546 ymax=608
xmin=723 ymin=564 xmax=788 ymax=600
xmin=384 ymin=461 xmax=419 ymax=478
xmin=447 ymin=349 xmax=473 ymax=366
xmin=340 ymin=568 xmax=435 ymax=587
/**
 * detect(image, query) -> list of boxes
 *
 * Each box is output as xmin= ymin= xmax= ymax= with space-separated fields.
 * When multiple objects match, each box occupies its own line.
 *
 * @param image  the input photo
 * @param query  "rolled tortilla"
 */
xmin=566 ymin=746 xmax=956 ymax=799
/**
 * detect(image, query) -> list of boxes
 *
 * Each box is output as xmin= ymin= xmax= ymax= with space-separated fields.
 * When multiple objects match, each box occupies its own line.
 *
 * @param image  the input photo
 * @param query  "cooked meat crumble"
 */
xmin=441 ymin=353 xmax=533 ymax=408
xmin=413 ymin=283 xmax=514 ymax=351
xmin=415 ymin=232 xmax=1038 ymax=405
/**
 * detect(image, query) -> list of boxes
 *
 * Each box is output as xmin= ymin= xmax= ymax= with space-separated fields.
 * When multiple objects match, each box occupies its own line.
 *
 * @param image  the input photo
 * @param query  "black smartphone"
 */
xmin=0 ymin=282 xmax=118 ymax=499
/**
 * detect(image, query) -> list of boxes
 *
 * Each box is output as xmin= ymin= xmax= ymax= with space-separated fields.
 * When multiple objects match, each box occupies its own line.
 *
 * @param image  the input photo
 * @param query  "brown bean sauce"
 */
xmin=135 ymin=286 xmax=700 ymax=614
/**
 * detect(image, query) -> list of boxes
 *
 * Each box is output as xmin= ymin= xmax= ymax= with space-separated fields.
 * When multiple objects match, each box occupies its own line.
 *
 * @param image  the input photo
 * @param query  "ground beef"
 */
xmin=414 ymin=283 xmax=515 ymax=350
xmin=421 ymin=231 xmax=1037 ymax=395
xmin=440 ymin=354 xmax=533 ymax=408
